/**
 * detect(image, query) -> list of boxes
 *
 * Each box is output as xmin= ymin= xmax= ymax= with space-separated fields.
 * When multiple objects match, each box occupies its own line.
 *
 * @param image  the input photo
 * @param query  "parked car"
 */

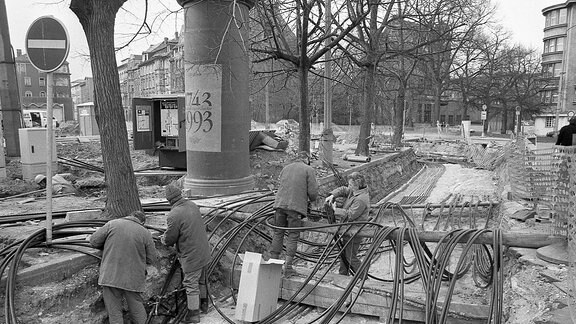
xmin=546 ymin=130 xmax=559 ymax=137
xmin=23 ymin=110 xmax=59 ymax=128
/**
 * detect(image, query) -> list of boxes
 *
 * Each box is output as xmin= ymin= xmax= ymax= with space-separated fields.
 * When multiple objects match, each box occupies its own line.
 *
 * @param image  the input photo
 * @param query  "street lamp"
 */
xmin=481 ymin=104 xmax=487 ymax=137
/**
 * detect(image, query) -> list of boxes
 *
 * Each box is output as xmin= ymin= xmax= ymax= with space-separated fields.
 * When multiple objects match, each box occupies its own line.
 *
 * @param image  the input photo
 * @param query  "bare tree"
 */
xmin=70 ymin=0 xmax=142 ymax=218
xmin=251 ymin=0 xmax=367 ymax=153
xmin=334 ymin=0 xmax=396 ymax=154
xmin=412 ymin=0 xmax=493 ymax=126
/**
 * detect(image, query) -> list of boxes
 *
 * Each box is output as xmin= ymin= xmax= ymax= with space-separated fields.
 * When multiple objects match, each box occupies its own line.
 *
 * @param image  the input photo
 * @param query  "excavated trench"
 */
xmin=1 ymin=141 xmax=561 ymax=324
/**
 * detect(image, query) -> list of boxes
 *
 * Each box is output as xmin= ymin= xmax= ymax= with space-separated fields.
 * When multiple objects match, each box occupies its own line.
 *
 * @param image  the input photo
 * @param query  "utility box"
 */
xmin=235 ymin=252 xmax=284 ymax=322
xmin=19 ymin=128 xmax=58 ymax=180
xmin=132 ymin=95 xmax=186 ymax=169
xmin=76 ymin=102 xmax=100 ymax=136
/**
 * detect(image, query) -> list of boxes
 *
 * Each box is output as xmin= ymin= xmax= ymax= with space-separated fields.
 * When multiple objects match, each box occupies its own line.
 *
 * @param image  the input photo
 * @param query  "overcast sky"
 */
xmin=5 ymin=0 xmax=562 ymax=81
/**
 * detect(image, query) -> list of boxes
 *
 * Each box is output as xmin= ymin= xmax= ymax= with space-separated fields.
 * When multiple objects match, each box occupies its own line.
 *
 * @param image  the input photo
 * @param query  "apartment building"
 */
xmin=539 ymin=1 xmax=576 ymax=135
xmin=14 ymin=49 xmax=74 ymax=122
xmin=71 ymin=77 xmax=94 ymax=105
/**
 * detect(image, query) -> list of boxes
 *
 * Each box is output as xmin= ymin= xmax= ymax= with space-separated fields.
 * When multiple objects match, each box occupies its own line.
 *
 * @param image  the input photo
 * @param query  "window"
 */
xmin=39 ymin=77 xmax=45 ymax=87
xmin=39 ymin=91 xmax=46 ymax=97
xmin=545 ymin=116 xmax=555 ymax=128
xmin=17 ymin=63 xmax=26 ymax=74
xmin=557 ymin=37 xmax=564 ymax=52
xmin=545 ymin=8 xmax=567 ymax=27
xmin=559 ymin=8 xmax=567 ymax=24
xmin=24 ymin=77 xmax=31 ymax=86
xmin=541 ymin=90 xmax=558 ymax=103
xmin=424 ymin=104 xmax=432 ymax=123
xmin=544 ymin=37 xmax=565 ymax=53
xmin=25 ymin=91 xmax=32 ymax=97
xmin=542 ymin=62 xmax=563 ymax=77
xmin=448 ymin=115 xmax=454 ymax=125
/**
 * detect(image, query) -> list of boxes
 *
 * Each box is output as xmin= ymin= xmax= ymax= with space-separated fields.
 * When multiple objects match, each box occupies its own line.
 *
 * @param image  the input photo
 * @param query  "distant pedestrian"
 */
xmin=556 ymin=117 xmax=576 ymax=146
xmin=325 ymin=172 xmax=370 ymax=276
xmin=161 ymin=184 xmax=211 ymax=324
xmin=264 ymin=151 xmax=319 ymax=277
xmin=89 ymin=211 xmax=158 ymax=324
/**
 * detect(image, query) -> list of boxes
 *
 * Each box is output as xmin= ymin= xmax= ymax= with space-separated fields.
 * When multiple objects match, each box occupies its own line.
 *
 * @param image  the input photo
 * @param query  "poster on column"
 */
xmin=186 ymin=64 xmax=222 ymax=152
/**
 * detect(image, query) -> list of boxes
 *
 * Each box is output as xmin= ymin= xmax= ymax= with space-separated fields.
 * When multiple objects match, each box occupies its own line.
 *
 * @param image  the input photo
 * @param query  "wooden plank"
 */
xmin=301 ymin=220 xmax=565 ymax=248
xmin=279 ymin=269 xmax=490 ymax=323
xmin=234 ymin=267 xmax=489 ymax=324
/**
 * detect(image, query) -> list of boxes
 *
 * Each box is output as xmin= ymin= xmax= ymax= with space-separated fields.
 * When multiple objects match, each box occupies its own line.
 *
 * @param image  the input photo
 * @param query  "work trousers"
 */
xmin=339 ymin=234 xmax=362 ymax=276
xmin=102 ymin=286 xmax=146 ymax=324
xmin=270 ymin=208 xmax=303 ymax=259
xmin=181 ymin=267 xmax=207 ymax=311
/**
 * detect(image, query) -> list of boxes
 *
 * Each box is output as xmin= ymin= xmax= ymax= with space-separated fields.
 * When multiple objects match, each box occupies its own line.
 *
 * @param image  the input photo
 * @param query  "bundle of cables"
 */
xmin=1 ymin=191 xmax=504 ymax=324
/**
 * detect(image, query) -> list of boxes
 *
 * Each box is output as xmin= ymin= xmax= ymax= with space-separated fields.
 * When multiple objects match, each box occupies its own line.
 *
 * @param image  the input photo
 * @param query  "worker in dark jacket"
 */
xmin=264 ymin=151 xmax=319 ymax=277
xmin=161 ymin=184 xmax=211 ymax=324
xmin=325 ymin=172 xmax=370 ymax=276
xmin=556 ymin=116 xmax=576 ymax=146
xmin=89 ymin=211 xmax=158 ymax=324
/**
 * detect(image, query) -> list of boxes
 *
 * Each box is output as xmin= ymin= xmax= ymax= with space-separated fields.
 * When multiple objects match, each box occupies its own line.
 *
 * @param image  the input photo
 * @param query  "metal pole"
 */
xmin=46 ymin=72 xmax=53 ymax=244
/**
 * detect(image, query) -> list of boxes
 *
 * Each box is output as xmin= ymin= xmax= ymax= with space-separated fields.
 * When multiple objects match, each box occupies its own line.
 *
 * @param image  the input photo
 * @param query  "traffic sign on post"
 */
xmin=25 ymin=16 xmax=69 ymax=72
xmin=25 ymin=16 xmax=69 ymax=244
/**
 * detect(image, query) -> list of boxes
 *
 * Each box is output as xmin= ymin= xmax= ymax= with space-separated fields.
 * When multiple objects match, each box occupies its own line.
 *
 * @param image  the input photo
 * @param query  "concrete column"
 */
xmin=178 ymin=0 xmax=255 ymax=196
xmin=0 ymin=0 xmax=21 ymax=157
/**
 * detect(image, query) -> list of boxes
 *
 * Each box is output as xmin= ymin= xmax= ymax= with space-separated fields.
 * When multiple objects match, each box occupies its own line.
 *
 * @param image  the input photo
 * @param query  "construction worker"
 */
xmin=264 ymin=151 xmax=319 ymax=277
xmin=34 ymin=173 xmax=77 ymax=194
xmin=89 ymin=211 xmax=158 ymax=324
xmin=556 ymin=116 xmax=576 ymax=146
xmin=325 ymin=172 xmax=370 ymax=276
xmin=161 ymin=184 xmax=211 ymax=324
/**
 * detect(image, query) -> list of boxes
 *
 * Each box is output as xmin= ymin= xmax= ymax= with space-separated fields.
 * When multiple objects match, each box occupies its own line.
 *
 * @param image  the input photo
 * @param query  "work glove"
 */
xmin=325 ymin=195 xmax=334 ymax=204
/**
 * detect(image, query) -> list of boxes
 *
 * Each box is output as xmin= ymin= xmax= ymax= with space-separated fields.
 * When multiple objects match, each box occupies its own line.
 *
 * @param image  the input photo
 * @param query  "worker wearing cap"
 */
xmin=34 ymin=174 xmax=77 ymax=194
xmin=325 ymin=172 xmax=370 ymax=276
xmin=89 ymin=211 xmax=158 ymax=324
xmin=161 ymin=184 xmax=211 ymax=324
xmin=556 ymin=116 xmax=576 ymax=146
xmin=264 ymin=151 xmax=318 ymax=277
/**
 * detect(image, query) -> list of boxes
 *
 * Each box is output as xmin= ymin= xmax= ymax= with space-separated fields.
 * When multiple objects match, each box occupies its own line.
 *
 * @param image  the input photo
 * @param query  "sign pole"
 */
xmin=26 ymin=16 xmax=69 ymax=244
xmin=46 ymin=72 xmax=53 ymax=244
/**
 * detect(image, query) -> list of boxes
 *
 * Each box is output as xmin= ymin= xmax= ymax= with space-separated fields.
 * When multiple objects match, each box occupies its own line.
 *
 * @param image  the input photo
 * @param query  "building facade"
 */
xmin=539 ymin=1 xmax=576 ymax=135
xmin=71 ymin=77 xmax=94 ymax=106
xmin=14 ymin=49 xmax=74 ymax=122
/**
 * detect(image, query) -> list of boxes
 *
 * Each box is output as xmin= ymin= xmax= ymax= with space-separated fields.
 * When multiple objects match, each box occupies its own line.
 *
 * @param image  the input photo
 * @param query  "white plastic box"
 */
xmin=19 ymin=128 xmax=57 ymax=164
xmin=19 ymin=128 xmax=58 ymax=181
xmin=235 ymin=252 xmax=284 ymax=322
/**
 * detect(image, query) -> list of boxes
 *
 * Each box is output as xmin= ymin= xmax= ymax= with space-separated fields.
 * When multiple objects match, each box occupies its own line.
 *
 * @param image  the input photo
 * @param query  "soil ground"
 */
xmin=0 ymin=124 xmax=573 ymax=323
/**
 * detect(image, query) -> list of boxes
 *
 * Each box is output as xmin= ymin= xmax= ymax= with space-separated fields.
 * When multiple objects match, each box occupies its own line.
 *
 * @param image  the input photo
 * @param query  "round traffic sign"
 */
xmin=482 ymin=105 xmax=487 ymax=111
xmin=25 ymin=16 xmax=70 ymax=73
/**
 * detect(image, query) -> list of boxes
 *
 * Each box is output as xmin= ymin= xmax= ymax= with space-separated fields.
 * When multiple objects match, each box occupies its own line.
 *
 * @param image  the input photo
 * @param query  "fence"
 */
xmin=509 ymin=135 xmax=576 ymax=322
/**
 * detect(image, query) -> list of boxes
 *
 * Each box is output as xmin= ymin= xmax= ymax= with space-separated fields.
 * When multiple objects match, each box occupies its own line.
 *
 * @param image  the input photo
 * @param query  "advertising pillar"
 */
xmin=178 ymin=0 xmax=255 ymax=196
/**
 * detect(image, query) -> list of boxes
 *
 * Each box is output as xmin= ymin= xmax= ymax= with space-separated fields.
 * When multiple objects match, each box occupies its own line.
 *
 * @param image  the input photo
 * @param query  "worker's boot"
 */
xmin=200 ymin=298 xmax=209 ymax=314
xmin=283 ymin=256 xmax=299 ymax=277
xmin=183 ymin=309 xmax=200 ymax=324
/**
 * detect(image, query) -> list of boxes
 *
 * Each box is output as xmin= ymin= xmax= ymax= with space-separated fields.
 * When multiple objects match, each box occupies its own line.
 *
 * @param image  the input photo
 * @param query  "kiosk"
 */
xmin=132 ymin=95 xmax=186 ymax=169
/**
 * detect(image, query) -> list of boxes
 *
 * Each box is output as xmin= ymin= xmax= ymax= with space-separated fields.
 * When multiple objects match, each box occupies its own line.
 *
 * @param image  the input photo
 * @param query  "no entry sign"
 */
xmin=25 ymin=16 xmax=69 ymax=73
